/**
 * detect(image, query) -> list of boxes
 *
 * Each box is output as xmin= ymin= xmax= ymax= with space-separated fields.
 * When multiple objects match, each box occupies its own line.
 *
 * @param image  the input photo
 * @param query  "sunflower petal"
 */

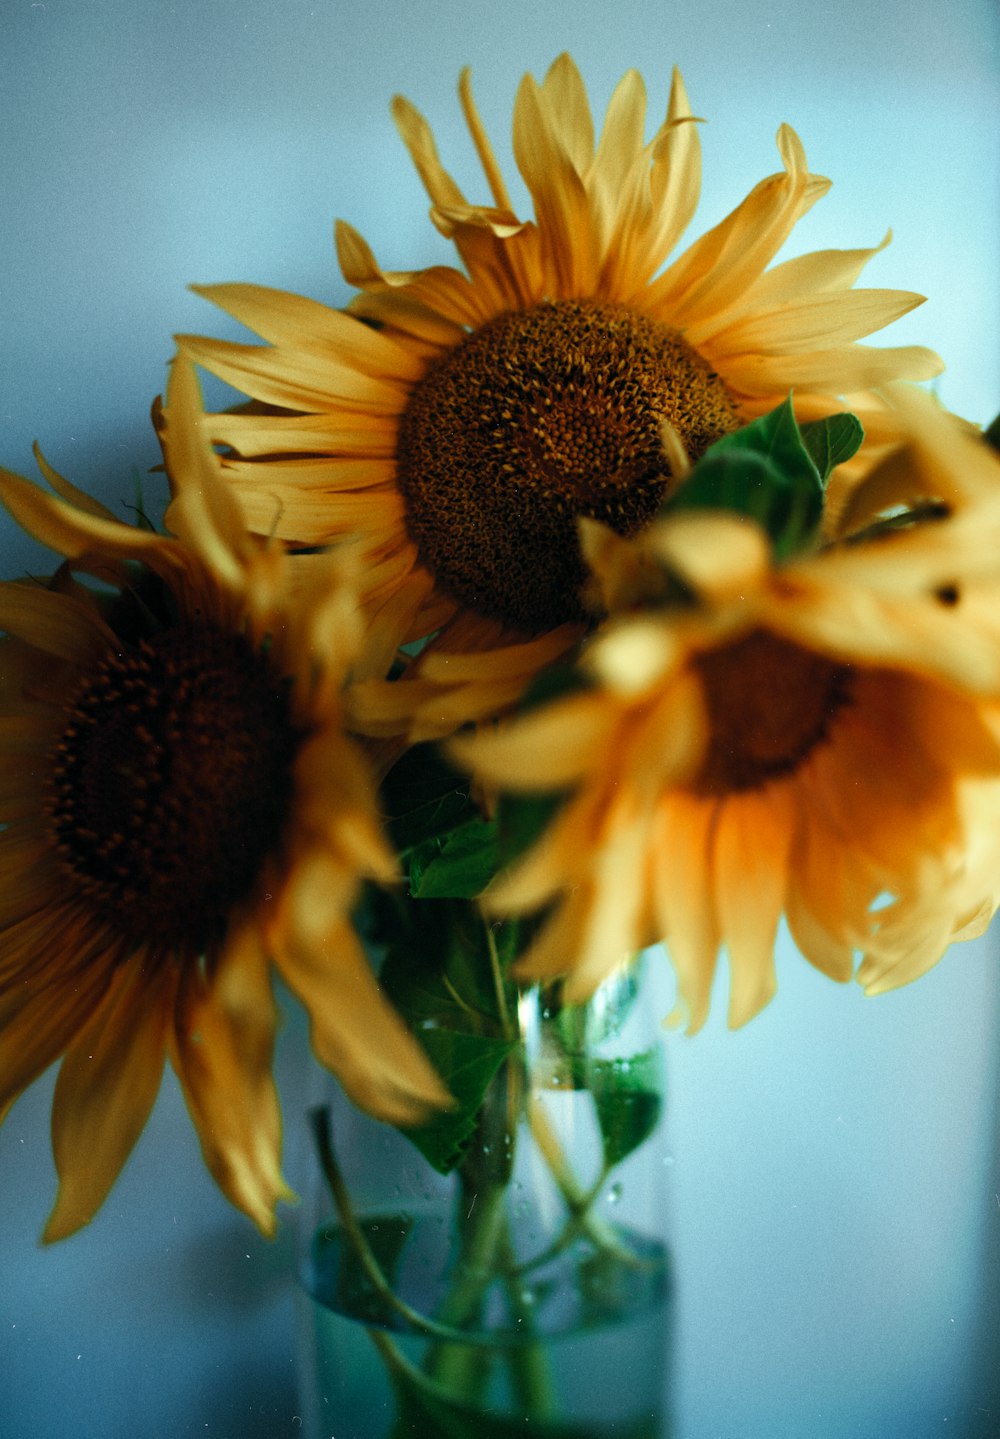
xmin=44 ymin=959 xmax=174 ymax=1241
xmin=0 ymin=581 xmax=115 ymax=664
xmin=273 ymin=885 xmax=451 ymax=1127
xmin=647 ymin=124 xmax=828 ymax=328
xmin=714 ymin=791 xmax=791 ymax=1027
xmin=391 ymin=94 xmax=468 ymax=211
xmin=173 ymin=921 xmax=292 ymax=1237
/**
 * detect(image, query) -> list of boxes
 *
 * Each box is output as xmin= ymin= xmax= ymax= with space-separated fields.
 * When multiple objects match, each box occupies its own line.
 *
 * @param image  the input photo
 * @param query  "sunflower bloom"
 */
xmin=0 ymin=357 xmax=448 ymax=1242
xmin=451 ymin=400 xmax=1000 ymax=1028
xmin=178 ymin=53 xmax=941 ymax=736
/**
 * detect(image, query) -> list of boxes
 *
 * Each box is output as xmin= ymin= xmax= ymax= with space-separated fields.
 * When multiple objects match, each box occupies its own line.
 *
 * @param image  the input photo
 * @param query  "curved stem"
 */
xmin=309 ymin=1106 xmax=495 ymax=1344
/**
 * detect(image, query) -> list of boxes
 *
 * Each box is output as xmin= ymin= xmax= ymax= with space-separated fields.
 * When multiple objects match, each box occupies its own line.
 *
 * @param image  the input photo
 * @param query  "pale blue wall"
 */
xmin=1 ymin=1 xmax=998 ymax=1436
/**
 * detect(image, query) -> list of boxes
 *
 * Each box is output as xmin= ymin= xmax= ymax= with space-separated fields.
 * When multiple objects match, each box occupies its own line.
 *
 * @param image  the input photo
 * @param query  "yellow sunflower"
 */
xmin=178 ymin=53 xmax=942 ymax=736
xmin=451 ymin=397 xmax=1000 ymax=1029
xmin=0 ymin=356 xmax=448 ymax=1242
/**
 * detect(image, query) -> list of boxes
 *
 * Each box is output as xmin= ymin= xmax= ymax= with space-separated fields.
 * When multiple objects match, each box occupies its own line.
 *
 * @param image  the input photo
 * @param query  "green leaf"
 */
xmin=495 ymin=790 xmax=566 ymax=870
xmin=403 ymin=1028 xmax=515 ymax=1174
xmin=665 ymin=395 xmax=824 ymax=559
xmin=383 ymin=743 xmax=478 ymax=855
xmin=799 ymin=411 xmax=865 ymax=481
xmin=379 ymin=904 xmax=519 ymax=1172
xmin=588 ymin=1049 xmax=664 ymax=1169
xmin=380 ymin=902 xmax=512 ymax=1032
xmin=409 ymin=816 xmax=499 ymax=899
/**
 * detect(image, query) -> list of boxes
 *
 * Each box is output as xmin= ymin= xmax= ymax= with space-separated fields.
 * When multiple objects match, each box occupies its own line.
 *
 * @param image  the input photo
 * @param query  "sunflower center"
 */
xmin=691 ymin=629 xmax=852 ymax=795
xmin=47 ymin=627 xmax=300 ymax=954
xmin=396 ymin=299 xmax=739 ymax=632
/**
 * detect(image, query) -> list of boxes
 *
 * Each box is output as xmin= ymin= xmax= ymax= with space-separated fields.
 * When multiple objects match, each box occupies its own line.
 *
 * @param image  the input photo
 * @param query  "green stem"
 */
xmin=496 ymin=1229 xmax=557 ymax=1418
xmin=309 ymin=1107 xmax=491 ymax=1344
xmin=484 ymin=917 xmax=514 ymax=1038
xmin=521 ymin=1097 xmax=650 ymax=1274
xmin=422 ymin=1176 xmax=510 ymax=1398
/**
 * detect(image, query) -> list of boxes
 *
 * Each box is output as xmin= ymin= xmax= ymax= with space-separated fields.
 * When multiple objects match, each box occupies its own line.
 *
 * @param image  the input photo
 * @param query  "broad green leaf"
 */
xmin=799 ymin=412 xmax=864 ymax=481
xmin=403 ymin=1028 xmax=515 ymax=1174
xmin=382 ymin=903 xmax=523 ymax=1030
xmin=495 ymin=790 xmax=567 ymax=869
xmin=409 ymin=816 xmax=499 ymax=899
xmin=588 ymin=1049 xmax=664 ymax=1169
xmin=706 ymin=393 xmax=820 ymax=483
xmin=379 ymin=903 xmax=520 ymax=1172
xmin=665 ymin=395 xmax=824 ymax=559
xmin=383 ymin=742 xmax=477 ymax=855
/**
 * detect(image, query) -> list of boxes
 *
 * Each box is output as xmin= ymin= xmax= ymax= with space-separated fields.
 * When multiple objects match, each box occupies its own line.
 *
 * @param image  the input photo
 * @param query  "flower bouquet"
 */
xmin=2 ymin=53 xmax=999 ymax=1439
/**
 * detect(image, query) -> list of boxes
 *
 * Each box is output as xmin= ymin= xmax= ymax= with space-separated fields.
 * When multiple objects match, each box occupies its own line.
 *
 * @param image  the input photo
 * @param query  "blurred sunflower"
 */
xmin=178 ymin=54 xmax=941 ymax=735
xmin=452 ymin=397 xmax=1000 ymax=1028
xmin=0 ymin=357 xmax=448 ymax=1242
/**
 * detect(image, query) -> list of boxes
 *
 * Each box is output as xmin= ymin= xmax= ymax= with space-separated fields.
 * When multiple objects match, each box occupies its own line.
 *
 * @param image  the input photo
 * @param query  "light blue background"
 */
xmin=1 ymin=2 xmax=998 ymax=1436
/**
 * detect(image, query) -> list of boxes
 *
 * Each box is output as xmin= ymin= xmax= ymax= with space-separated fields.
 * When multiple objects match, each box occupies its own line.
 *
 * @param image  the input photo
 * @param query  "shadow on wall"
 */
xmin=964 ymin=1063 xmax=1000 ymax=1437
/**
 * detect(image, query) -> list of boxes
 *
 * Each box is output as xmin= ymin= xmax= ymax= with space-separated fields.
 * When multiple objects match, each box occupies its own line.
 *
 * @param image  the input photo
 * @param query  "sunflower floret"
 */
xmin=178 ymin=52 xmax=944 ymax=741
xmin=0 ymin=356 xmax=450 ymax=1242
xmin=450 ymin=393 xmax=1000 ymax=1029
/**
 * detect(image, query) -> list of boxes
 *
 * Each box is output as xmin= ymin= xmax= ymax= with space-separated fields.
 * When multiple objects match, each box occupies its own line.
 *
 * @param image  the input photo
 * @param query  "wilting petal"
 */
xmin=44 ymin=959 xmax=174 ymax=1241
xmin=173 ymin=921 xmax=292 ymax=1237
xmin=274 ymin=903 xmax=451 ymax=1127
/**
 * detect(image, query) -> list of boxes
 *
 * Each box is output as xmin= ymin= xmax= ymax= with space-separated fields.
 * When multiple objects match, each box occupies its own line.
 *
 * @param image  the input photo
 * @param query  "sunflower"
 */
xmin=0 ymin=356 xmax=448 ymax=1242
xmin=450 ymin=397 xmax=1000 ymax=1028
xmin=177 ymin=53 xmax=942 ymax=736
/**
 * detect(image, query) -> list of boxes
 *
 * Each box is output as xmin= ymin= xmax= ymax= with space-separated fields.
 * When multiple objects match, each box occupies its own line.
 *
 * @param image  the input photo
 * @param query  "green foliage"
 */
xmin=587 ymin=1049 xmax=664 ymax=1170
xmin=402 ymin=1028 xmax=515 ymax=1174
xmin=383 ymin=743 xmax=478 ymax=856
xmin=663 ymin=396 xmax=861 ymax=561
xmin=380 ymin=904 xmax=518 ymax=1175
xmin=495 ymin=790 xmax=567 ymax=871
xmin=664 ymin=396 xmax=824 ymax=559
xmin=409 ymin=817 xmax=499 ymax=899
xmin=799 ymin=411 xmax=864 ymax=481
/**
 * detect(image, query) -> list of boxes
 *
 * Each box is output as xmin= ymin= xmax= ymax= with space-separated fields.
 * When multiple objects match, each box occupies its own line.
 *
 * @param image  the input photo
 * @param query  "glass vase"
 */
xmin=296 ymin=951 xmax=672 ymax=1439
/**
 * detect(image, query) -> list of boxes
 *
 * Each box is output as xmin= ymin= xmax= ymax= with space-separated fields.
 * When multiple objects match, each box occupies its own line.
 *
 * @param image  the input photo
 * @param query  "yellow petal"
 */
xmin=0 ymin=937 xmax=115 ymax=1115
xmin=391 ymin=93 xmax=467 ymax=211
xmin=44 ymin=959 xmax=174 ymax=1241
xmin=647 ymin=124 xmax=828 ymax=328
xmin=693 ymin=287 xmax=928 ymax=357
xmin=0 ymin=468 xmax=174 ymax=577
xmin=740 ymin=231 xmax=893 ymax=307
xmin=177 ymin=333 xmax=409 ymax=414
xmin=713 ymin=790 xmax=791 ymax=1027
xmin=458 ymin=66 xmax=512 ymax=210
xmin=0 ymin=580 xmax=115 ymax=664
xmin=32 ymin=445 xmax=119 ymax=522
xmin=191 ymin=283 xmax=425 ymax=383
xmin=274 ymin=913 xmax=451 ymax=1126
xmin=173 ymin=921 xmax=292 ymax=1237
xmin=450 ymin=691 xmax=619 ymax=790
xmin=512 ymin=72 xmax=597 ymax=296
xmin=539 ymin=53 xmax=595 ymax=174
xmin=642 ymin=69 xmax=702 ymax=285
xmin=650 ymin=793 xmax=722 ymax=1033
xmin=205 ymin=410 xmax=395 ymax=459
xmin=719 ymin=341 xmax=942 ymax=396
